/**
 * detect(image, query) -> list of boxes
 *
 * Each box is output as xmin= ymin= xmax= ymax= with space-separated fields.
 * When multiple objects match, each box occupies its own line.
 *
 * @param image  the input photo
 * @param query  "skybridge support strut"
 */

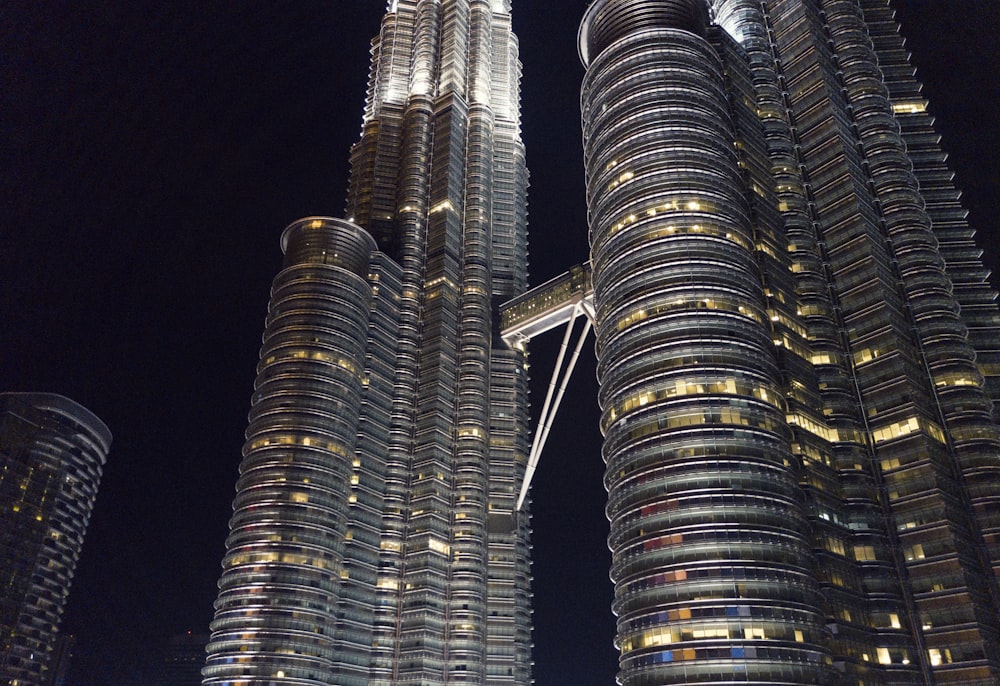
xmin=516 ymin=304 xmax=592 ymax=511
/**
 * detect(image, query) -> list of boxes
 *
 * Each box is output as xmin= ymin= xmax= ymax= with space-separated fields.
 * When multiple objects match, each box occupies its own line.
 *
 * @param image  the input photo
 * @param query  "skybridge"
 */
xmin=499 ymin=263 xmax=595 ymax=510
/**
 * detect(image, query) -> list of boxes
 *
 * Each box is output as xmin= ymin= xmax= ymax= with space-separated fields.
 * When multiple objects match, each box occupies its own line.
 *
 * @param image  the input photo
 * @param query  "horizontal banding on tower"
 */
xmin=281 ymin=216 xmax=377 ymax=277
xmin=579 ymin=0 xmax=710 ymax=65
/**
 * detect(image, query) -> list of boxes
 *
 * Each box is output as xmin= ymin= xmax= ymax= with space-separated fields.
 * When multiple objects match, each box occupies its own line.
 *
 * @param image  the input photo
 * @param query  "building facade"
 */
xmin=579 ymin=0 xmax=1000 ymax=684
xmin=203 ymin=2 xmax=531 ymax=685
xmin=0 ymin=393 xmax=111 ymax=686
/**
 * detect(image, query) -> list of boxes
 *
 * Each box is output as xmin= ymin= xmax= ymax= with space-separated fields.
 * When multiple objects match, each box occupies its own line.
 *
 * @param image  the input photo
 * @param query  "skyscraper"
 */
xmin=0 ymin=393 xmax=111 ymax=686
xmin=203 ymin=2 xmax=531 ymax=685
xmin=572 ymin=0 xmax=1000 ymax=683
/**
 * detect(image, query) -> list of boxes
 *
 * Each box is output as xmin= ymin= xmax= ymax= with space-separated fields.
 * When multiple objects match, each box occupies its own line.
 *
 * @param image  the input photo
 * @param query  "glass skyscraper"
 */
xmin=203 ymin=2 xmax=530 ymax=685
xmin=0 ymin=393 xmax=111 ymax=686
xmin=576 ymin=0 xmax=1000 ymax=684
xmin=204 ymin=1 xmax=1000 ymax=685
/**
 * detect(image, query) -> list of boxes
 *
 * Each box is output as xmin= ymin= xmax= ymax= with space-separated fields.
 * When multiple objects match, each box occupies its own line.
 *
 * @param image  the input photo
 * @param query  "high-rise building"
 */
xmin=202 ymin=2 xmax=531 ymax=685
xmin=572 ymin=0 xmax=1000 ymax=684
xmin=0 ymin=393 xmax=111 ymax=686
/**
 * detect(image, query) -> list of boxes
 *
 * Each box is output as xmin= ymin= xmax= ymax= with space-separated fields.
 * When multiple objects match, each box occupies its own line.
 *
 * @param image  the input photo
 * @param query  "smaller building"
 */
xmin=0 ymin=393 xmax=111 ymax=686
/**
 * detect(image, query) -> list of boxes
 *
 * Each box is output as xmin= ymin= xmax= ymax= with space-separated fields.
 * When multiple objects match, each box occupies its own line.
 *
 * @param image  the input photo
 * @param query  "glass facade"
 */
xmin=204 ymin=2 xmax=531 ymax=685
xmin=579 ymin=1 xmax=1000 ymax=684
xmin=204 ymin=218 xmax=390 ymax=686
xmin=0 ymin=393 xmax=111 ymax=686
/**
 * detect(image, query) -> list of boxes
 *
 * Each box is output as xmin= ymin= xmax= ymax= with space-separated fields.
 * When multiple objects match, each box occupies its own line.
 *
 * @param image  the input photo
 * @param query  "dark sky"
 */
xmin=2 ymin=1 xmax=998 ymax=684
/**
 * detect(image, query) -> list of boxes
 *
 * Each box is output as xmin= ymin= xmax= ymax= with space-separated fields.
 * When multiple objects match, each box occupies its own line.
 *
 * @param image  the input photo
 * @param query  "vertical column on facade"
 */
xmin=349 ymin=106 xmax=407 ymax=256
xmin=398 ymin=2 xmax=476 ymax=682
xmin=366 ymin=256 xmax=409 ymax=686
xmin=395 ymin=31 xmax=450 ymax=686
xmin=579 ymin=2 xmax=830 ymax=683
xmin=364 ymin=2 xmax=418 ymax=122
xmin=447 ymin=1 xmax=494 ymax=681
xmin=383 ymin=94 xmax=443 ymax=686
xmin=398 ymin=113 xmax=463 ymax=679
xmin=203 ymin=217 xmax=377 ymax=686
xmin=484 ymin=3 xmax=533 ymax=683
xmin=373 ymin=3 xmax=453 ymax=682
xmin=824 ymin=0 xmax=1000 ymax=678
xmin=715 ymin=2 xmax=913 ymax=682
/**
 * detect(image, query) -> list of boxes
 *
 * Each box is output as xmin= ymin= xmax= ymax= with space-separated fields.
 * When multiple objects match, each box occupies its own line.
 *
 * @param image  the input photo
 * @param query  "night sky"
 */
xmin=3 ymin=1 xmax=998 ymax=684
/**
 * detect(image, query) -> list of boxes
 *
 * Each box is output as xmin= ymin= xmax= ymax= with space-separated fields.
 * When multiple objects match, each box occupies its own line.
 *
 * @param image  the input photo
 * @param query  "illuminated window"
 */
xmin=852 ymin=347 xmax=881 ymax=365
xmin=928 ymin=648 xmax=952 ymax=666
xmin=881 ymin=456 xmax=902 ymax=470
xmin=934 ymin=372 xmax=979 ymax=388
xmin=854 ymin=545 xmax=876 ymax=561
xmin=891 ymin=101 xmax=927 ymax=114
xmin=786 ymin=411 xmax=841 ymax=442
xmin=377 ymin=577 xmax=399 ymax=590
xmin=825 ymin=537 xmax=846 ymax=555
xmin=428 ymin=537 xmax=451 ymax=555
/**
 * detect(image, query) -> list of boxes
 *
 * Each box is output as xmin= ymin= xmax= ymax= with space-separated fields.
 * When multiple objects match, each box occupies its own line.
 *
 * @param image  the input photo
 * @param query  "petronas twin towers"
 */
xmin=203 ymin=1 xmax=1000 ymax=685
xmin=204 ymin=3 xmax=530 ymax=685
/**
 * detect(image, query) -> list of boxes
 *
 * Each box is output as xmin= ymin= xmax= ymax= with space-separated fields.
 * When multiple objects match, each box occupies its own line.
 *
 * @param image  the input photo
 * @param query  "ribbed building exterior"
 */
xmin=0 ymin=393 xmax=111 ymax=686
xmin=203 ymin=2 xmax=531 ymax=685
xmin=579 ymin=1 xmax=1000 ymax=685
